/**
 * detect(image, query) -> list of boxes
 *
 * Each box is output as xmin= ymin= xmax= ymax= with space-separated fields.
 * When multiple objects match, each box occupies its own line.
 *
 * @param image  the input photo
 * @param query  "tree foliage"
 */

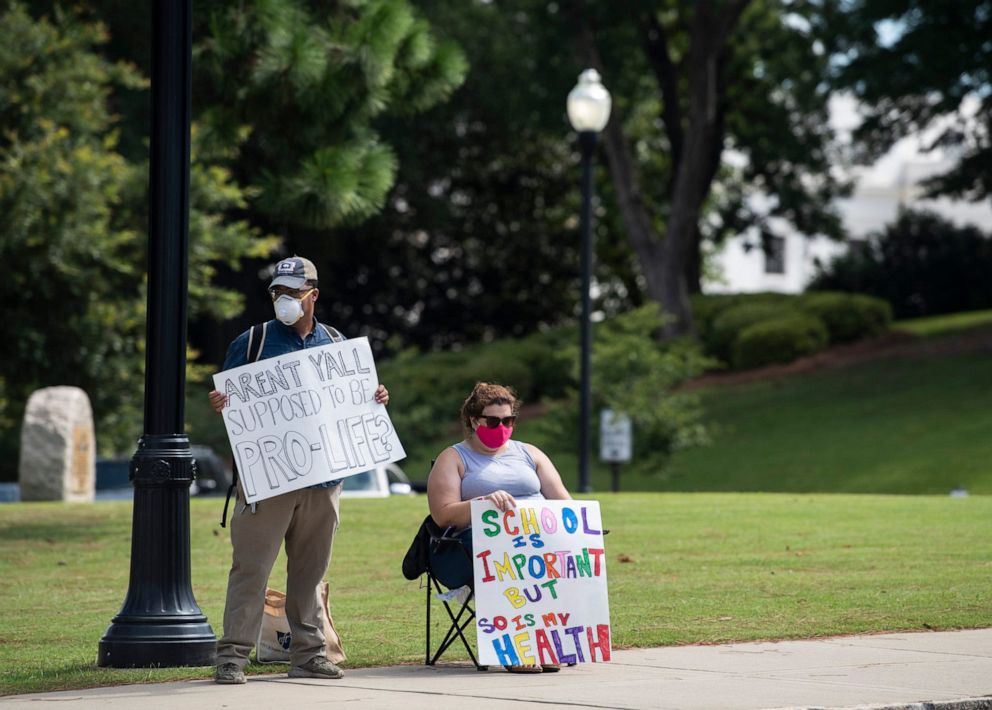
xmin=195 ymin=0 xmax=468 ymax=234
xmin=0 ymin=4 xmax=272 ymax=476
xmin=809 ymin=210 xmax=992 ymax=318
xmin=312 ymin=0 xmax=631 ymax=351
xmin=825 ymin=0 xmax=992 ymax=201
xmin=311 ymin=0 xmax=849 ymax=350
xmin=574 ymin=0 xmax=847 ymax=337
xmin=27 ymin=0 xmax=469 ymax=362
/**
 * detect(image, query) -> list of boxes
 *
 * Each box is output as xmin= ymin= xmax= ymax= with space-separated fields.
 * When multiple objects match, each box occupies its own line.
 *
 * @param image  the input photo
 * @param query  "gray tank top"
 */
xmin=453 ymin=440 xmax=545 ymax=502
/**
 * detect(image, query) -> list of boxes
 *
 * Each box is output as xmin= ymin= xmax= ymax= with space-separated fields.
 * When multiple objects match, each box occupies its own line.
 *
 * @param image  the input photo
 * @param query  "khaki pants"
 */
xmin=216 ymin=484 xmax=341 ymax=669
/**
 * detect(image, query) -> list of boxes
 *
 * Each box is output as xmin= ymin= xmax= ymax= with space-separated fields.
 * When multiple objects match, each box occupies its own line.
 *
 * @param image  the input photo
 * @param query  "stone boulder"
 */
xmin=19 ymin=386 xmax=96 ymax=502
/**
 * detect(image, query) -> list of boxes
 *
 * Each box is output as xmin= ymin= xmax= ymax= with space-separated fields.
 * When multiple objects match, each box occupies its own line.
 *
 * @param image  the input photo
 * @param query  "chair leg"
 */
xmin=425 ymin=574 xmax=432 ymax=665
xmin=424 ymin=569 xmax=488 ymax=670
xmin=430 ymin=581 xmax=486 ymax=670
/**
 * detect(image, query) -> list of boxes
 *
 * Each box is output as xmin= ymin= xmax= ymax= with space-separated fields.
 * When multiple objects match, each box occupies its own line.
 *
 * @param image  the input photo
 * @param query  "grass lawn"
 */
xmin=544 ymin=350 xmax=992 ymax=495
xmin=2 ymin=492 xmax=991 ymax=695
xmin=400 ymin=331 xmax=992 ymax=496
xmin=893 ymin=309 xmax=992 ymax=337
xmin=665 ymin=351 xmax=992 ymax=495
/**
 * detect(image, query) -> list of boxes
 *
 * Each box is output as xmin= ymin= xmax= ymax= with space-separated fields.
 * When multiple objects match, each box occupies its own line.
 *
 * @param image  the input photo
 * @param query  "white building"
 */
xmin=706 ymin=99 xmax=992 ymax=294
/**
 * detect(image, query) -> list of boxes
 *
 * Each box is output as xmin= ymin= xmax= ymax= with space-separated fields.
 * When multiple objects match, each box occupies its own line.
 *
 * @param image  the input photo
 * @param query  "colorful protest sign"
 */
xmin=212 ymin=337 xmax=405 ymax=503
xmin=471 ymin=499 xmax=611 ymax=666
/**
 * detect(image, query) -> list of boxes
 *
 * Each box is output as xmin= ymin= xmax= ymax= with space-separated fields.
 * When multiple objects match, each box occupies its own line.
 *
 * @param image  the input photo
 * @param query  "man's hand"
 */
xmin=208 ymin=389 xmax=228 ymax=414
xmin=374 ymin=384 xmax=390 ymax=405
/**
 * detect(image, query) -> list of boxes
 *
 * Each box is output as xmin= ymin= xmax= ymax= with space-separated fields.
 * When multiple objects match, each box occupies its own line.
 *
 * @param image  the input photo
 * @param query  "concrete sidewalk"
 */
xmin=3 ymin=629 xmax=991 ymax=710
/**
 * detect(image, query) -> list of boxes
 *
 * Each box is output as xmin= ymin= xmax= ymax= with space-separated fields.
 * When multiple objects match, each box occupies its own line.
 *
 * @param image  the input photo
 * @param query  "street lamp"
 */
xmin=567 ymin=69 xmax=611 ymax=494
xmin=98 ymin=0 xmax=216 ymax=667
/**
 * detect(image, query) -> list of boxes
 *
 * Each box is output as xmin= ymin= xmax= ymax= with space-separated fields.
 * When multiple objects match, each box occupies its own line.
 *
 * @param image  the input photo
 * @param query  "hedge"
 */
xmin=706 ymin=302 xmax=806 ymax=363
xmin=693 ymin=291 xmax=892 ymax=368
xmin=732 ymin=315 xmax=830 ymax=369
xmin=797 ymin=292 xmax=892 ymax=344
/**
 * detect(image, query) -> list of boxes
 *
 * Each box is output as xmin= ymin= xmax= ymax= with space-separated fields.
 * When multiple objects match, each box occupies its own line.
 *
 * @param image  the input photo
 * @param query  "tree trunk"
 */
xmin=574 ymin=1 xmax=747 ymax=340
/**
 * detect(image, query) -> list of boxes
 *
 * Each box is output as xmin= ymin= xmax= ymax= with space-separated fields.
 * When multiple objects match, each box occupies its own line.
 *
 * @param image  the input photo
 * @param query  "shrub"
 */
xmin=732 ymin=316 xmax=829 ymax=370
xmin=798 ymin=292 xmax=892 ymax=344
xmin=692 ymin=292 xmax=793 ymax=345
xmin=707 ymin=302 xmax=805 ymax=363
xmin=375 ymin=304 xmax=714 ymax=473
xmin=809 ymin=209 xmax=992 ymax=318
xmin=534 ymin=304 xmax=713 ymax=469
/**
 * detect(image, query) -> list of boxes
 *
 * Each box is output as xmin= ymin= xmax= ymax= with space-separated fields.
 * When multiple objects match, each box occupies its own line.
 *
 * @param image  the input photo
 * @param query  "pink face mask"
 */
xmin=476 ymin=424 xmax=513 ymax=449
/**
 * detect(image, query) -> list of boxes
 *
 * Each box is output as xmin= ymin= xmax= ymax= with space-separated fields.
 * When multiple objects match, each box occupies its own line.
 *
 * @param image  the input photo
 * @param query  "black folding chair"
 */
xmin=403 ymin=514 xmax=487 ymax=670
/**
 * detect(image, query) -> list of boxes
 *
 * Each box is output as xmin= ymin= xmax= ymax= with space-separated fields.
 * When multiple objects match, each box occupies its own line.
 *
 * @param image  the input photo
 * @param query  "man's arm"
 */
xmin=208 ymin=330 xmax=251 ymax=415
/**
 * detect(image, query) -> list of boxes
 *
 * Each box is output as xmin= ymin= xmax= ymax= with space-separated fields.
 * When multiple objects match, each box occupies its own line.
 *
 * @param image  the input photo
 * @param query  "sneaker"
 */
xmin=289 ymin=656 xmax=345 ymax=679
xmin=214 ymin=662 xmax=246 ymax=684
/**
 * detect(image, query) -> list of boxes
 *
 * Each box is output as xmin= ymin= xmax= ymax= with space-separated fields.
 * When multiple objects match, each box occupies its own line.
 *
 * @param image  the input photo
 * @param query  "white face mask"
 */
xmin=273 ymin=293 xmax=307 ymax=325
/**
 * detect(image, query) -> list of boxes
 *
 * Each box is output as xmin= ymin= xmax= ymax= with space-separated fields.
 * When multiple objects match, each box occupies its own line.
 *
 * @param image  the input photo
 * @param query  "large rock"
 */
xmin=19 ymin=387 xmax=96 ymax=502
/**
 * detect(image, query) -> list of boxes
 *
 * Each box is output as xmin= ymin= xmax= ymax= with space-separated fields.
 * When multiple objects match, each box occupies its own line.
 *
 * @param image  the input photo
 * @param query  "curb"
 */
xmin=795 ymin=697 xmax=992 ymax=710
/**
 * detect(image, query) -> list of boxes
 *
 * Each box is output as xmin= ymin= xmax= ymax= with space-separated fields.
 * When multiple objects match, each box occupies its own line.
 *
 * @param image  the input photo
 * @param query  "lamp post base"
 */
xmin=97 ymin=436 xmax=217 ymax=668
xmin=98 ymin=620 xmax=216 ymax=668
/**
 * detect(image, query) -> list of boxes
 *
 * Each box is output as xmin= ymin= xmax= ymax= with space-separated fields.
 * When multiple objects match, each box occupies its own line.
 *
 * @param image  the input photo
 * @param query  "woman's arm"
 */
xmin=525 ymin=444 xmax=572 ymax=500
xmin=427 ymin=446 xmax=518 ymax=528
xmin=427 ymin=448 xmax=471 ymax=528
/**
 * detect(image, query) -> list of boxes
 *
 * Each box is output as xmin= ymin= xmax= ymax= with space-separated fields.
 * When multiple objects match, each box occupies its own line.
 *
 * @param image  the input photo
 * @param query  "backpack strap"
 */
xmin=319 ymin=323 xmax=346 ymax=342
xmin=246 ymin=322 xmax=269 ymax=363
xmin=222 ymin=322 xmax=268 ymax=527
xmin=220 ymin=466 xmax=238 ymax=528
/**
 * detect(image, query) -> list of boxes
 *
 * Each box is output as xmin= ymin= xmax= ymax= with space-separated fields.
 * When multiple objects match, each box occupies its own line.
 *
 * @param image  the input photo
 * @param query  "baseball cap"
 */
xmin=269 ymin=256 xmax=318 ymax=290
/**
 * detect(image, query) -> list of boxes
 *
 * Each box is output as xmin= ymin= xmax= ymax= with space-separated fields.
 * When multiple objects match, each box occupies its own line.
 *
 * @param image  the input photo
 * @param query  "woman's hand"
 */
xmin=374 ymin=383 xmax=389 ymax=405
xmin=208 ymin=389 xmax=228 ymax=414
xmin=484 ymin=489 xmax=517 ymax=512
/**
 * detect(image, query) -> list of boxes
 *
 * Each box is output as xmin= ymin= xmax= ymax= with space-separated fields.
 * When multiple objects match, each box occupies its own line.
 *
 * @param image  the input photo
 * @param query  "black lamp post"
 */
xmin=97 ymin=0 xmax=217 ymax=668
xmin=567 ymin=69 xmax=612 ymax=495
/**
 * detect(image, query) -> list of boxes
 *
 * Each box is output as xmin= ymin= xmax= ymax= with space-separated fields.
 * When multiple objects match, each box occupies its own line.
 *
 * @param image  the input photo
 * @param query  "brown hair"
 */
xmin=459 ymin=382 xmax=521 ymax=437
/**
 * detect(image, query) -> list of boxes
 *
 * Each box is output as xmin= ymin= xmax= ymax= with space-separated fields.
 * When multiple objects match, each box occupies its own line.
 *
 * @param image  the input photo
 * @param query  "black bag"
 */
xmin=402 ymin=515 xmax=438 ymax=580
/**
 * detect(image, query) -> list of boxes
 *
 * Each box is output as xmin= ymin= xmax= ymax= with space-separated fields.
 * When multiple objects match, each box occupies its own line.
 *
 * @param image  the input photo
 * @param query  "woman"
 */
xmin=426 ymin=381 xmax=572 ymax=673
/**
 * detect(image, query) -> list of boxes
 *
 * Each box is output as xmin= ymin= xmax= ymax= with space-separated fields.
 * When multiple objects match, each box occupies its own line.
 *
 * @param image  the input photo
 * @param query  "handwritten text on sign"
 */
xmin=471 ymin=499 xmax=611 ymax=666
xmin=212 ymin=337 xmax=405 ymax=503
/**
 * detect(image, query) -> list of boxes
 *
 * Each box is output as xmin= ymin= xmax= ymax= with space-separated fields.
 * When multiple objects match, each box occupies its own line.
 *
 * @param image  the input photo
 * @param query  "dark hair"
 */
xmin=459 ymin=382 xmax=520 ymax=436
xmin=305 ymin=278 xmax=319 ymax=289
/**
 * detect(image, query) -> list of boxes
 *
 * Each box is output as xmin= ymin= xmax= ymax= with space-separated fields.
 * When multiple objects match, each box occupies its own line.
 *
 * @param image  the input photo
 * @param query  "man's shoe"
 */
xmin=289 ymin=656 xmax=345 ymax=679
xmin=214 ymin=662 xmax=246 ymax=684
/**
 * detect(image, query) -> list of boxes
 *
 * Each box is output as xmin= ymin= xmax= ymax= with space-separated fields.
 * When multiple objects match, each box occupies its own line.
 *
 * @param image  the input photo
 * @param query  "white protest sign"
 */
xmin=212 ymin=337 xmax=405 ymax=503
xmin=471 ymin=499 xmax=611 ymax=666
xmin=600 ymin=409 xmax=632 ymax=463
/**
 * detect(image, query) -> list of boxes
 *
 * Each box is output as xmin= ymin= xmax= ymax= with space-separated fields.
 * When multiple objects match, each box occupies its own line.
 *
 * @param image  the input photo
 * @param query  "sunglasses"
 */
xmin=477 ymin=415 xmax=516 ymax=428
xmin=269 ymin=287 xmax=314 ymax=302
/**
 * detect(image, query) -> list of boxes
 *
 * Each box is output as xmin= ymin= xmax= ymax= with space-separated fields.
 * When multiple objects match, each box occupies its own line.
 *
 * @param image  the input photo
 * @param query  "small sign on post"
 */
xmin=599 ymin=409 xmax=631 ymax=492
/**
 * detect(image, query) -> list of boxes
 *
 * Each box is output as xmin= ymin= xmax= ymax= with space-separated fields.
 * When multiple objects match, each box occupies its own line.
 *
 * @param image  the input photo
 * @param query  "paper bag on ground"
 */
xmin=256 ymin=582 xmax=345 ymax=664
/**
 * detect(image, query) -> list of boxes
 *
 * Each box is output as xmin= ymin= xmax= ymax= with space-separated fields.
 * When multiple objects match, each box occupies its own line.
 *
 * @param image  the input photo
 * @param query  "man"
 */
xmin=207 ymin=255 xmax=389 ymax=684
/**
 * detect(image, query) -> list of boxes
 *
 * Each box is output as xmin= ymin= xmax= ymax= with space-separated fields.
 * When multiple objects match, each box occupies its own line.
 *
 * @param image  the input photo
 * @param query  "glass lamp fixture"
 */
xmin=567 ymin=69 xmax=612 ymax=133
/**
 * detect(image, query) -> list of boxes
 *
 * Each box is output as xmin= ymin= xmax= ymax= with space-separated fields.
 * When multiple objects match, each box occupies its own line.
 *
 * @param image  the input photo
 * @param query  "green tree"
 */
xmin=0 ymin=4 xmax=273 ymax=478
xmin=571 ymin=0 xmax=847 ymax=337
xmin=195 ymin=0 xmax=467 ymax=236
xmin=27 ymin=0 xmax=468 ymax=360
xmin=347 ymin=0 xmax=848 ymax=348
xmin=825 ymin=0 xmax=992 ymax=201
xmin=317 ymin=0 xmax=636 ymax=351
xmin=810 ymin=210 xmax=992 ymax=318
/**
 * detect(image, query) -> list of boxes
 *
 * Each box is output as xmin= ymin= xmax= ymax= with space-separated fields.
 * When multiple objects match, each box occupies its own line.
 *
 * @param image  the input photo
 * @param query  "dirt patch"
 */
xmin=681 ymin=326 xmax=992 ymax=391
